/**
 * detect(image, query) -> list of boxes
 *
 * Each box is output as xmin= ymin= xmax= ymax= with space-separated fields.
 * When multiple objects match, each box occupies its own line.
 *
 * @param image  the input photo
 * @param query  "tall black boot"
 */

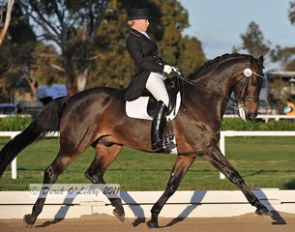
xmin=151 ymin=101 xmax=176 ymax=152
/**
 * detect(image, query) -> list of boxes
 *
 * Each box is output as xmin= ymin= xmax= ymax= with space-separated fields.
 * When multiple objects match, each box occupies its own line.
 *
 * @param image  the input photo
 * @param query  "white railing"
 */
xmin=0 ymin=114 xmax=31 ymax=118
xmin=219 ymin=131 xmax=295 ymax=179
xmin=1 ymin=131 xmax=295 ymax=180
xmin=224 ymin=114 xmax=295 ymax=123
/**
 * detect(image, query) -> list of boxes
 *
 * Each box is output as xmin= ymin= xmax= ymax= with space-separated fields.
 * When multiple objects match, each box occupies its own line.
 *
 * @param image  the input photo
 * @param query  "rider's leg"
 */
xmin=146 ymin=72 xmax=169 ymax=106
xmin=146 ymin=72 xmax=175 ymax=152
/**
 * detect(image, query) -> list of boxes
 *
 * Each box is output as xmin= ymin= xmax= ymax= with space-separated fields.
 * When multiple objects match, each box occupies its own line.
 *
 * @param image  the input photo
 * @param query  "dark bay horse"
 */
xmin=0 ymin=53 xmax=271 ymax=227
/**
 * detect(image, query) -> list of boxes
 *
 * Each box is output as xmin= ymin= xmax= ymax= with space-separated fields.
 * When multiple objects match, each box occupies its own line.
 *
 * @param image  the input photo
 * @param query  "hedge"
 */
xmin=0 ymin=115 xmax=294 ymax=131
xmin=0 ymin=115 xmax=33 ymax=131
xmin=221 ymin=118 xmax=295 ymax=131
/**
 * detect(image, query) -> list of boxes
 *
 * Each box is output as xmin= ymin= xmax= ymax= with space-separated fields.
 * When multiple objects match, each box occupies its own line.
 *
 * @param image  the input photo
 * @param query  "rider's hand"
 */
xmin=163 ymin=65 xmax=180 ymax=75
xmin=163 ymin=65 xmax=173 ymax=74
xmin=171 ymin=67 xmax=181 ymax=76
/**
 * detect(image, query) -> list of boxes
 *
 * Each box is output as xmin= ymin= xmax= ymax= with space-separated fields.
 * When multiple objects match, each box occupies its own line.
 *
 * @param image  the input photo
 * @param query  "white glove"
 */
xmin=163 ymin=65 xmax=173 ymax=74
xmin=163 ymin=65 xmax=180 ymax=75
xmin=171 ymin=66 xmax=181 ymax=75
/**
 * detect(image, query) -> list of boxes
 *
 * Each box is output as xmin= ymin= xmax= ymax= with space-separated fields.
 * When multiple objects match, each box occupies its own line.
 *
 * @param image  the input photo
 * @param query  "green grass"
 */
xmin=0 ymin=137 xmax=294 ymax=191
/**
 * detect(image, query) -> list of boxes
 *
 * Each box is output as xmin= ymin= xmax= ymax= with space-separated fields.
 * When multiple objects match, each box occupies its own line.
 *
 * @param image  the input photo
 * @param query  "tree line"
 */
xmin=0 ymin=0 xmax=205 ymax=102
xmin=0 ymin=0 xmax=294 ymax=105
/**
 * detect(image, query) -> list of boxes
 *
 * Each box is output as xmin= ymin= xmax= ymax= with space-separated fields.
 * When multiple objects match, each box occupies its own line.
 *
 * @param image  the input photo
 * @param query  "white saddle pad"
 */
xmin=126 ymin=92 xmax=181 ymax=120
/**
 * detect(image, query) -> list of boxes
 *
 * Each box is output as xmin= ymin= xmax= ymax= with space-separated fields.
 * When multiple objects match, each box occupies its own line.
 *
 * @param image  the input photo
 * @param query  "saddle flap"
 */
xmin=126 ymin=92 xmax=181 ymax=121
xmin=126 ymin=77 xmax=181 ymax=120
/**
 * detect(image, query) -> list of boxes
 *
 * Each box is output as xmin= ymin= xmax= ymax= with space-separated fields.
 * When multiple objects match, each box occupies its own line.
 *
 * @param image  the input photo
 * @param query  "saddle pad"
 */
xmin=126 ymin=92 xmax=181 ymax=120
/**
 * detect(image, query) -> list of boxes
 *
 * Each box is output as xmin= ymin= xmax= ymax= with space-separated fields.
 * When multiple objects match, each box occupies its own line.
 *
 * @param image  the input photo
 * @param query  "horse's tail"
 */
xmin=0 ymin=97 xmax=68 ymax=177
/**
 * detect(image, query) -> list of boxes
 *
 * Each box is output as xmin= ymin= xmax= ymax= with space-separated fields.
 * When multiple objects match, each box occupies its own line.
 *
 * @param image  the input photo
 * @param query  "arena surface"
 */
xmin=0 ymin=213 xmax=295 ymax=232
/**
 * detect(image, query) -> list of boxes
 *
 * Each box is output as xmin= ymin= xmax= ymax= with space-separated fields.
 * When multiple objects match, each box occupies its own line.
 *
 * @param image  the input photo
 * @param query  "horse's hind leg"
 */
xmin=147 ymin=154 xmax=196 ymax=228
xmin=203 ymin=145 xmax=271 ymax=216
xmin=84 ymin=143 xmax=124 ymax=222
xmin=23 ymin=152 xmax=77 ymax=227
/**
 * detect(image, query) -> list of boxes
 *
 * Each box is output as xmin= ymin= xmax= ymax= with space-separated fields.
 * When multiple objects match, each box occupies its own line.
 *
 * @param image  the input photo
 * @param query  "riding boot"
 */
xmin=151 ymin=101 xmax=176 ymax=152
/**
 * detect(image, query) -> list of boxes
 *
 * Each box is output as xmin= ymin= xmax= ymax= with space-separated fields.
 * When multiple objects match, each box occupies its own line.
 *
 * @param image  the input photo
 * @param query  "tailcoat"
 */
xmin=125 ymin=28 xmax=167 ymax=101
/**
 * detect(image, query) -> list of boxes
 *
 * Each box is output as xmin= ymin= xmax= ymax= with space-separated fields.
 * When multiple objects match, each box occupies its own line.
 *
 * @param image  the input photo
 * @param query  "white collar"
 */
xmin=140 ymin=31 xmax=150 ymax=39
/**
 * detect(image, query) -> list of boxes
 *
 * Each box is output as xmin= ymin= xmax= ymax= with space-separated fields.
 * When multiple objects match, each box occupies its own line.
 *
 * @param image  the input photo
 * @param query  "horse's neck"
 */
xmin=191 ymin=71 xmax=232 ymax=98
xmin=185 ymin=73 xmax=232 ymax=121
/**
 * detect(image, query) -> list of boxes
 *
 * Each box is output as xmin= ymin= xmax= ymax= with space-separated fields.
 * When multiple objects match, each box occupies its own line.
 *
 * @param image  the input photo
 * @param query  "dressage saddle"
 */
xmin=145 ymin=76 xmax=181 ymax=118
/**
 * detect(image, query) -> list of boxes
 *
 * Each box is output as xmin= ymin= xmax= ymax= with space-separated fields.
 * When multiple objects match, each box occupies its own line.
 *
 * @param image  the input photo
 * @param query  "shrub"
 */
xmin=0 ymin=115 xmax=294 ymax=131
xmin=221 ymin=118 xmax=295 ymax=131
xmin=0 ymin=115 xmax=33 ymax=131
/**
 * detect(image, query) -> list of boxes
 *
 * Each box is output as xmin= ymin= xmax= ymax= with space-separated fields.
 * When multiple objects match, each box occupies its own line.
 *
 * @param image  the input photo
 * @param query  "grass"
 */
xmin=0 ymin=137 xmax=294 ymax=191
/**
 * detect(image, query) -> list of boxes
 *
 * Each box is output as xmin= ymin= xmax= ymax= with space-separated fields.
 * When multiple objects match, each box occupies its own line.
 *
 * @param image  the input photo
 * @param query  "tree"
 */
xmin=31 ymin=43 xmax=65 ymax=85
xmin=271 ymin=1 xmax=295 ymax=71
xmin=0 ymin=2 xmax=37 ymax=102
xmin=86 ymin=0 xmax=205 ymax=89
xmin=233 ymin=21 xmax=270 ymax=58
xmin=154 ymin=0 xmax=205 ymax=75
xmin=289 ymin=0 xmax=295 ymax=25
xmin=271 ymin=46 xmax=295 ymax=71
xmin=19 ymin=0 xmax=109 ymax=96
xmin=0 ymin=0 xmax=15 ymax=46
xmin=1 ymin=0 xmax=205 ymax=101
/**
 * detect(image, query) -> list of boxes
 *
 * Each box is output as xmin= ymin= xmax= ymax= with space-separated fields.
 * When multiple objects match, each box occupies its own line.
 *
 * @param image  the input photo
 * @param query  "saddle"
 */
xmin=125 ymin=77 xmax=182 ymax=120
xmin=147 ymin=77 xmax=180 ymax=117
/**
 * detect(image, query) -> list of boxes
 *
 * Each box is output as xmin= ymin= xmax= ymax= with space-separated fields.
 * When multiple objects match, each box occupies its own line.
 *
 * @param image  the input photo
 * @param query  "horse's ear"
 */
xmin=258 ymin=55 xmax=264 ymax=64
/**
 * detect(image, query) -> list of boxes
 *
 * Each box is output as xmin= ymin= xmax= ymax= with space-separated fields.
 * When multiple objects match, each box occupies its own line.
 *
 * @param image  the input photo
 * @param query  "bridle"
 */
xmin=176 ymin=67 xmax=264 ymax=117
xmin=235 ymin=68 xmax=264 ymax=103
xmin=229 ymin=68 xmax=264 ymax=119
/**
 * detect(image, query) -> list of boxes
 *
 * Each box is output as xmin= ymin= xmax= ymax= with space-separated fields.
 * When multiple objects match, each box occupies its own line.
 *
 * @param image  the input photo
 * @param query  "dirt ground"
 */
xmin=0 ymin=212 xmax=295 ymax=232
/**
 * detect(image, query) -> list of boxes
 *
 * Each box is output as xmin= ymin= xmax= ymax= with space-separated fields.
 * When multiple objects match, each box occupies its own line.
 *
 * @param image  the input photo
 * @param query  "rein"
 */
xmin=176 ymin=68 xmax=264 ymax=110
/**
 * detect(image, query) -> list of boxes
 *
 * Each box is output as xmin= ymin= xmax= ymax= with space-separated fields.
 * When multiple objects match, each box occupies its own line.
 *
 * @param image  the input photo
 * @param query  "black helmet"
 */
xmin=128 ymin=8 xmax=149 ymax=20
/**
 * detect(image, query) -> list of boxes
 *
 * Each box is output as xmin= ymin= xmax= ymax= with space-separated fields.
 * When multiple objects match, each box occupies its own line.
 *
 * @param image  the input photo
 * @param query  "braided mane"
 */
xmin=188 ymin=53 xmax=254 ymax=79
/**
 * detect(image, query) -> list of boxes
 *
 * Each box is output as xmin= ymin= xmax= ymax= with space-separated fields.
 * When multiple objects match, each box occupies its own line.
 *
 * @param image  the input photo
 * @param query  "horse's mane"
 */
xmin=188 ymin=53 xmax=255 ymax=79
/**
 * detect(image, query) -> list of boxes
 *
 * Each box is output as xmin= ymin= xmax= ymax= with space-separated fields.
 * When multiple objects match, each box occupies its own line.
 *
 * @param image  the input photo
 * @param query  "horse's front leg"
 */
xmin=147 ymin=154 xmax=196 ymax=228
xmin=203 ymin=145 xmax=272 ymax=216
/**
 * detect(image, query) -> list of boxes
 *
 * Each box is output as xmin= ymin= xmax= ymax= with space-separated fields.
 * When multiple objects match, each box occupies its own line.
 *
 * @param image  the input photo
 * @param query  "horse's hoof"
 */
xmin=23 ymin=214 xmax=35 ymax=227
xmin=256 ymin=207 xmax=272 ymax=216
xmin=147 ymin=220 xmax=159 ymax=228
xmin=113 ymin=209 xmax=125 ymax=223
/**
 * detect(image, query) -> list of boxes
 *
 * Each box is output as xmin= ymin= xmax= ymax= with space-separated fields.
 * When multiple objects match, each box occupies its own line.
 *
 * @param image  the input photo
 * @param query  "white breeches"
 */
xmin=145 ymin=72 xmax=169 ymax=107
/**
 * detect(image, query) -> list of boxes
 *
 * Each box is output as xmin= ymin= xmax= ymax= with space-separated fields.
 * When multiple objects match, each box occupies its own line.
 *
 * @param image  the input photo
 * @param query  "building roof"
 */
xmin=267 ymin=70 xmax=295 ymax=78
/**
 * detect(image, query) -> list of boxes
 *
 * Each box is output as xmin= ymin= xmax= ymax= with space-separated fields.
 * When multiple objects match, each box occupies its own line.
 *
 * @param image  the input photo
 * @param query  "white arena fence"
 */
xmin=0 ymin=189 xmax=295 ymax=219
xmin=0 ymin=130 xmax=295 ymax=219
xmin=224 ymin=114 xmax=295 ymax=122
xmin=0 ymin=130 xmax=295 ymax=180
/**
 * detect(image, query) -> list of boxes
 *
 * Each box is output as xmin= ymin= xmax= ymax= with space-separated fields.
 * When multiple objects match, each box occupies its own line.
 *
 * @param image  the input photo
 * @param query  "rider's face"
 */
xmin=132 ymin=19 xmax=149 ymax=32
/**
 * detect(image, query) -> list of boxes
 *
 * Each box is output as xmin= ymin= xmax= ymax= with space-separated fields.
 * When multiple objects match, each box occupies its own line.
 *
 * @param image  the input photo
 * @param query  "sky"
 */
xmin=179 ymin=0 xmax=295 ymax=69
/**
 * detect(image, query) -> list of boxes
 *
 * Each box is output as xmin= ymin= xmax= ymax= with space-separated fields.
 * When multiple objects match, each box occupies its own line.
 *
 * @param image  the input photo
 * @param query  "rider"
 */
xmin=285 ymin=98 xmax=295 ymax=116
xmin=124 ymin=8 xmax=178 ymax=152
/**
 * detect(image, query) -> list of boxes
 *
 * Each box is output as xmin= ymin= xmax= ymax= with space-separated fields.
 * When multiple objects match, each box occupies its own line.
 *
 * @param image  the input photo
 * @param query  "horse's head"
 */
xmin=183 ymin=53 xmax=265 ymax=121
xmin=232 ymin=55 xmax=264 ymax=121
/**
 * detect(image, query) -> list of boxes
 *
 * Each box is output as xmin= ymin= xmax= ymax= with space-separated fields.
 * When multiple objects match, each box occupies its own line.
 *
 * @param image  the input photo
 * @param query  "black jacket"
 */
xmin=125 ymin=28 xmax=166 ymax=101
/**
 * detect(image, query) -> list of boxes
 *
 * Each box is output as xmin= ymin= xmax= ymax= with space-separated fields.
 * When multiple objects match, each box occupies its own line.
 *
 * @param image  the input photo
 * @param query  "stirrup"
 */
xmin=152 ymin=140 xmax=176 ymax=153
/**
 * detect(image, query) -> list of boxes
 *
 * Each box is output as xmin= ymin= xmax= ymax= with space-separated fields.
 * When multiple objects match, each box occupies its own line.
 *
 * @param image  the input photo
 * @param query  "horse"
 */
xmin=0 ymin=53 xmax=271 ymax=228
